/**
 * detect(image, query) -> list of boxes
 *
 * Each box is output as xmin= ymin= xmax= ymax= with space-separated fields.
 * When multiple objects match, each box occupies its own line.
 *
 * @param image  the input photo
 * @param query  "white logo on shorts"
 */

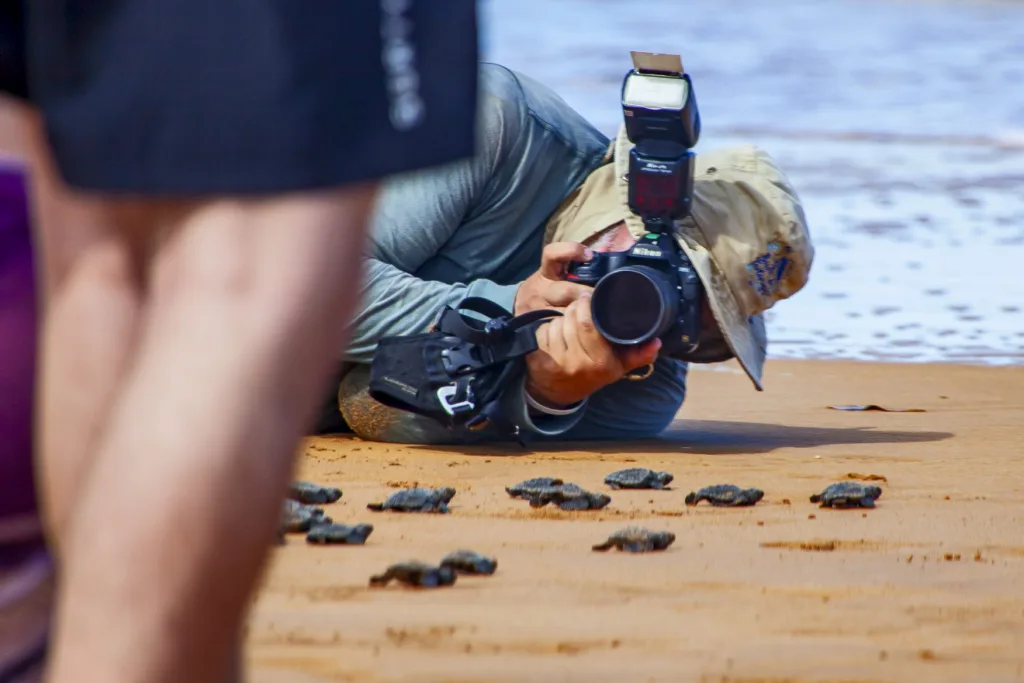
xmin=381 ymin=0 xmax=425 ymax=131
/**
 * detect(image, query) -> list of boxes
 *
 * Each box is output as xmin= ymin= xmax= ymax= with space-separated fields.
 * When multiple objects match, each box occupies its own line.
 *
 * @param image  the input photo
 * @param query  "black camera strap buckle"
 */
xmin=440 ymin=341 xmax=492 ymax=375
xmin=437 ymin=377 xmax=476 ymax=417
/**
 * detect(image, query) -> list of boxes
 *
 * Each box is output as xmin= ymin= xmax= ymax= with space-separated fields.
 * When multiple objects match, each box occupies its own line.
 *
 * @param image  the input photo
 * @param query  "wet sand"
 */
xmin=246 ymin=359 xmax=1024 ymax=683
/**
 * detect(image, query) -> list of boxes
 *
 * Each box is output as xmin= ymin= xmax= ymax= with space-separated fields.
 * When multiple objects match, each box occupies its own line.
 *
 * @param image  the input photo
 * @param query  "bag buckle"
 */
xmin=437 ymin=383 xmax=476 ymax=416
xmin=441 ymin=343 xmax=485 ymax=374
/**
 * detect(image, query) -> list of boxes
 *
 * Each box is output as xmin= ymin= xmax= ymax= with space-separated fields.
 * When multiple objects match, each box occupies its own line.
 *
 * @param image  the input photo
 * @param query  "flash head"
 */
xmin=621 ymin=51 xmax=700 ymax=153
xmin=620 ymin=52 xmax=701 ymax=228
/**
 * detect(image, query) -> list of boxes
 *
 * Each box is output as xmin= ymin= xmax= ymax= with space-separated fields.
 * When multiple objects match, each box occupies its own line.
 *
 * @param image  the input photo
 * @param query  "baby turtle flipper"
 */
xmin=368 ymin=571 xmax=393 ymax=587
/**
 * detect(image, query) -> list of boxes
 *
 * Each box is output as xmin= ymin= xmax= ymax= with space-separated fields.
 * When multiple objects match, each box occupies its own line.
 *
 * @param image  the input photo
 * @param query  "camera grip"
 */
xmin=564 ymin=255 xmax=604 ymax=286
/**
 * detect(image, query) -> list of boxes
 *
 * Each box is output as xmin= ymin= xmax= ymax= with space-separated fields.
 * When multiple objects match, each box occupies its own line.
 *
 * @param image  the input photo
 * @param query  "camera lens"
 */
xmin=591 ymin=266 xmax=678 ymax=346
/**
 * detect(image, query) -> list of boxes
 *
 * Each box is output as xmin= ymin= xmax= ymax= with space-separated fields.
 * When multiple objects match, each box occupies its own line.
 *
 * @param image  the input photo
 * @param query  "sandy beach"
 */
xmin=243 ymin=1 xmax=1024 ymax=679
xmin=245 ymin=359 xmax=1024 ymax=683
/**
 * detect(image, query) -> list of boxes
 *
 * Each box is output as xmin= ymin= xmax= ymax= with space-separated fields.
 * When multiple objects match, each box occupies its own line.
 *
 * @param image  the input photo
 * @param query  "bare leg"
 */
xmin=44 ymin=185 xmax=377 ymax=683
xmin=0 ymin=100 xmax=147 ymax=551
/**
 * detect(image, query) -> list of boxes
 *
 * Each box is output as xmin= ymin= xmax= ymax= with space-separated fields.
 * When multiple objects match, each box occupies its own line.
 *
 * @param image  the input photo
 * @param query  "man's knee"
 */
xmin=336 ymin=364 xmax=462 ymax=445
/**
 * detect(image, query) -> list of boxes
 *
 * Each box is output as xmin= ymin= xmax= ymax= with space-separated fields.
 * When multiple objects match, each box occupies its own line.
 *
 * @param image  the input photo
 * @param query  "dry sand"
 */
xmin=246 ymin=360 xmax=1024 ymax=683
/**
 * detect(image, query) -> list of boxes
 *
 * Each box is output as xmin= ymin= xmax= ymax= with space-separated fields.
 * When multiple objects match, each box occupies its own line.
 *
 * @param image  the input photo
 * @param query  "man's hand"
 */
xmin=525 ymin=292 xmax=661 ymax=408
xmin=513 ymin=242 xmax=594 ymax=316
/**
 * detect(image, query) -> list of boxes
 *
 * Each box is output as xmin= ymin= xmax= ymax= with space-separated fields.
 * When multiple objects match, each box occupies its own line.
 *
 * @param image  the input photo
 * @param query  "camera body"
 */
xmin=567 ymin=230 xmax=703 ymax=357
xmin=566 ymin=52 xmax=706 ymax=358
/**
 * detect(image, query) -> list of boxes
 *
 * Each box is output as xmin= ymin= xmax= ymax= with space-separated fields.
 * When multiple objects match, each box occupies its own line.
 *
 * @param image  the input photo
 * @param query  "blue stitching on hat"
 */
xmin=746 ymin=241 xmax=792 ymax=297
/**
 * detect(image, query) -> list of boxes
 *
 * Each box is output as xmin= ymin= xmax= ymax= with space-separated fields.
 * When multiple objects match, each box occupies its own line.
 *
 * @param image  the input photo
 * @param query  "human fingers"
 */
xmin=617 ymin=337 xmax=662 ymax=371
xmin=538 ymin=241 xmax=593 ymax=280
xmin=538 ymin=279 xmax=591 ymax=308
xmin=562 ymin=294 xmax=616 ymax=374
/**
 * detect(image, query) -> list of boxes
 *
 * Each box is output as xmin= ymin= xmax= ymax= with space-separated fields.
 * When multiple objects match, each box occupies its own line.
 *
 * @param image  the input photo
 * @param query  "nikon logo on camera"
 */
xmin=633 ymin=246 xmax=663 ymax=258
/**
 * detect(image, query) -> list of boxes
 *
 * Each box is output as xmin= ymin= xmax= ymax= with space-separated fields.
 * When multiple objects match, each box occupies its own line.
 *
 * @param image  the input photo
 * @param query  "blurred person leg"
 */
xmin=3 ymin=1 xmax=480 ymax=682
xmin=44 ymin=183 xmax=380 ymax=683
xmin=4 ymin=101 xmax=149 ymax=547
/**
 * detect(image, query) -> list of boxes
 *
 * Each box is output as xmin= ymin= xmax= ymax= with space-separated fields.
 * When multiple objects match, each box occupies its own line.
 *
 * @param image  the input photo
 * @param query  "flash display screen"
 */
xmin=632 ymin=171 xmax=678 ymax=213
xmin=623 ymin=73 xmax=688 ymax=110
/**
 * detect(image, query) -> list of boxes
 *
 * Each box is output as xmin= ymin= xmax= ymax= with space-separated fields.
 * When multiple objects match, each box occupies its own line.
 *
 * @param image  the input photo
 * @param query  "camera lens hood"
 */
xmin=591 ymin=265 xmax=678 ymax=346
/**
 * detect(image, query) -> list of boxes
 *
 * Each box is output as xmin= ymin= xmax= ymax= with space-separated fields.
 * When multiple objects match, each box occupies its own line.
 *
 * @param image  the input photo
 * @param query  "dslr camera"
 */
xmin=566 ymin=52 xmax=706 ymax=358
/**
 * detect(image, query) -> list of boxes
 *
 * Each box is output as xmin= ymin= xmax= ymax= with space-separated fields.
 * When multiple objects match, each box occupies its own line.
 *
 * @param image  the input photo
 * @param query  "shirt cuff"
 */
xmin=524 ymin=389 xmax=587 ymax=416
xmin=502 ymin=374 xmax=586 ymax=438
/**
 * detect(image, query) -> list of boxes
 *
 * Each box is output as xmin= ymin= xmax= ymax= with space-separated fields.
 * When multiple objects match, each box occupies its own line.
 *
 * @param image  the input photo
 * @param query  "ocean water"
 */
xmin=480 ymin=0 xmax=1024 ymax=365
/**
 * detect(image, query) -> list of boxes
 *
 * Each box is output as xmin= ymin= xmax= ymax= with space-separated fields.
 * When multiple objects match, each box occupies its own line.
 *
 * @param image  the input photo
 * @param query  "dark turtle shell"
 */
xmin=810 ymin=482 xmax=882 ymax=508
xmin=684 ymin=484 xmax=764 ymax=507
xmin=592 ymin=526 xmax=676 ymax=552
xmin=506 ymin=477 xmax=565 ymax=498
xmin=305 ymin=523 xmax=374 ymax=545
xmin=369 ymin=561 xmax=457 ymax=588
xmin=367 ymin=486 xmax=455 ymax=512
xmin=604 ymin=468 xmax=673 ymax=490
xmin=440 ymin=549 xmax=498 ymax=575
xmin=289 ymin=480 xmax=343 ymax=505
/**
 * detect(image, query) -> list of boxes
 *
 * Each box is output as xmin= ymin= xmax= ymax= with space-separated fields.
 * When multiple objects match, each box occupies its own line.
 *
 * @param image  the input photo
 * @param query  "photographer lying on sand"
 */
xmin=313 ymin=60 xmax=814 ymax=444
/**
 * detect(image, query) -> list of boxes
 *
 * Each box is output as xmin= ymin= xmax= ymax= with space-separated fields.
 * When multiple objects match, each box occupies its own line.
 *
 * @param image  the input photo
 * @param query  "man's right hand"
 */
xmin=513 ymin=242 xmax=594 ymax=316
xmin=525 ymin=292 xmax=661 ymax=409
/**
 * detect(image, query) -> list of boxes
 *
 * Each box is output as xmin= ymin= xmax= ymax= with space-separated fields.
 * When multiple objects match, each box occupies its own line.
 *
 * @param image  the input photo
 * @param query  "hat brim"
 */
xmin=677 ymin=241 xmax=766 ymax=391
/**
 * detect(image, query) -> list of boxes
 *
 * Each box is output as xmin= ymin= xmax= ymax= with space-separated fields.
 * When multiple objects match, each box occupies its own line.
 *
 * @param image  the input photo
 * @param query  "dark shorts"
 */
xmin=0 ymin=0 xmax=479 ymax=194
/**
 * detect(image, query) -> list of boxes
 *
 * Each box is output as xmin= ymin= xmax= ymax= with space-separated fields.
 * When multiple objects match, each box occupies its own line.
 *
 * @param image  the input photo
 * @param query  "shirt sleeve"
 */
xmin=343 ymin=259 xmax=520 ymax=365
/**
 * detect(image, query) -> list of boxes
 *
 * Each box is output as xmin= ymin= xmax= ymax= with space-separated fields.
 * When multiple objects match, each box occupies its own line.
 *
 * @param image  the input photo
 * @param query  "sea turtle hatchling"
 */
xmin=440 ymin=549 xmax=498 ymax=575
xmin=368 ymin=560 xmax=457 ymax=588
xmin=305 ymin=523 xmax=374 ymax=545
xmin=366 ymin=487 xmax=456 ymax=513
xmin=279 ymin=499 xmax=333 ymax=533
xmin=604 ymin=468 xmax=674 ymax=490
xmin=505 ymin=477 xmax=565 ymax=499
xmin=289 ymin=480 xmax=342 ymax=505
xmin=684 ymin=484 xmax=764 ymax=507
xmin=592 ymin=526 xmax=676 ymax=553
xmin=521 ymin=486 xmax=611 ymax=511
xmin=810 ymin=481 xmax=883 ymax=509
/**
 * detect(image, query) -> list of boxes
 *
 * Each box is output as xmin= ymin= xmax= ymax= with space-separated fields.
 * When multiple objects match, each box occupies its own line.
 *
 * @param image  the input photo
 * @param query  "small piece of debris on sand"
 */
xmin=828 ymin=404 xmax=926 ymax=412
xmin=845 ymin=472 xmax=888 ymax=482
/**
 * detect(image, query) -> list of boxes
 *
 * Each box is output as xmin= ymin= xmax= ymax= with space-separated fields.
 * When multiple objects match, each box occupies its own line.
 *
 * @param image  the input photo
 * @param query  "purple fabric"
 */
xmin=0 ymin=162 xmax=40 ymax=552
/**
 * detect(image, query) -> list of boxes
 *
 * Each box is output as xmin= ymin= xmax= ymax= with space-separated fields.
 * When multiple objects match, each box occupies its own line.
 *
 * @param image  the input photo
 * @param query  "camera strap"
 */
xmin=368 ymin=297 xmax=561 ymax=440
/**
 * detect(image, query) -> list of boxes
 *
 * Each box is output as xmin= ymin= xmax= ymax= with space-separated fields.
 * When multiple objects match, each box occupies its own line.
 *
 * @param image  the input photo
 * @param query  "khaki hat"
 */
xmin=544 ymin=125 xmax=813 ymax=390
